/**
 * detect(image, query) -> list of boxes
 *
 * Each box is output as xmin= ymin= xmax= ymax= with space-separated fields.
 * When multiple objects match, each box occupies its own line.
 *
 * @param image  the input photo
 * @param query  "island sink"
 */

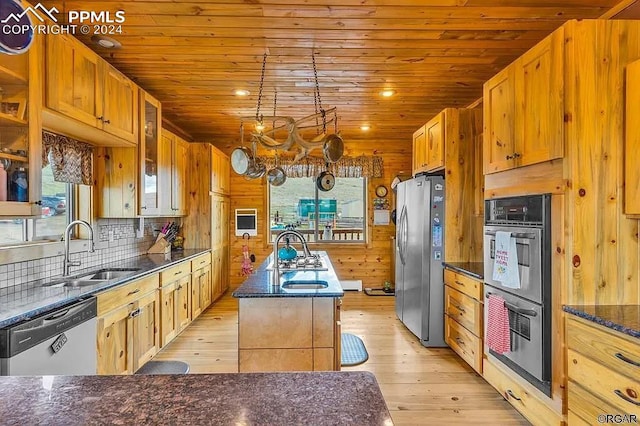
xmin=281 ymin=280 xmax=329 ymax=290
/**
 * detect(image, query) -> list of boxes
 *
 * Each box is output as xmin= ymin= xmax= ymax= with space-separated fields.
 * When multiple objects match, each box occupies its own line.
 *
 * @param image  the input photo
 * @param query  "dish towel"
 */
xmin=492 ymin=231 xmax=521 ymax=289
xmin=486 ymin=295 xmax=511 ymax=355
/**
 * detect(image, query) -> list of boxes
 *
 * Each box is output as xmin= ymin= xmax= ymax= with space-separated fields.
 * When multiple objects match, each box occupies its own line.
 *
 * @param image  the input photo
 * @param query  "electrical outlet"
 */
xmin=108 ymin=230 xmax=114 ymax=242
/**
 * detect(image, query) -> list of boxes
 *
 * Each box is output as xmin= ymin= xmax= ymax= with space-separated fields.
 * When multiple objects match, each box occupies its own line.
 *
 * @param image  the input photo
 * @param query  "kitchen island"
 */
xmin=0 ymin=371 xmax=393 ymax=425
xmin=233 ymin=251 xmax=344 ymax=372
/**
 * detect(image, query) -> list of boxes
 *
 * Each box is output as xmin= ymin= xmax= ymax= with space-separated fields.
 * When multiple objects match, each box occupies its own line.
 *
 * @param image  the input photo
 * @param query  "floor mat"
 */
xmin=135 ymin=361 xmax=190 ymax=375
xmin=364 ymin=287 xmax=395 ymax=296
xmin=341 ymin=333 xmax=369 ymax=367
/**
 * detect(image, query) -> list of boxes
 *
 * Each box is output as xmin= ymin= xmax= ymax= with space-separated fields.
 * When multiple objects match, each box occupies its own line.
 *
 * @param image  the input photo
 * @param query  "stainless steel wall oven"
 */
xmin=483 ymin=194 xmax=552 ymax=396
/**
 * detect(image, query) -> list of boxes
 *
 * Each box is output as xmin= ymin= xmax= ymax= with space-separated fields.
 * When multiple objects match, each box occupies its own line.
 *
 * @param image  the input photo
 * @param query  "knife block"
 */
xmin=148 ymin=233 xmax=171 ymax=254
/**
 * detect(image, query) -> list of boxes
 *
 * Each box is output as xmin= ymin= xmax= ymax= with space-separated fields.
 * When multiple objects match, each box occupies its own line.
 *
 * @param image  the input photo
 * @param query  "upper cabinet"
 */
xmin=44 ymin=33 xmax=138 ymax=147
xmin=625 ymin=59 xmax=640 ymax=215
xmin=483 ymin=27 xmax=564 ymax=175
xmin=157 ymin=128 xmax=189 ymax=216
xmin=211 ymin=145 xmax=230 ymax=195
xmin=412 ymin=125 xmax=427 ymax=176
xmin=0 ymin=33 xmax=42 ymax=216
xmin=139 ymin=92 xmax=161 ymax=215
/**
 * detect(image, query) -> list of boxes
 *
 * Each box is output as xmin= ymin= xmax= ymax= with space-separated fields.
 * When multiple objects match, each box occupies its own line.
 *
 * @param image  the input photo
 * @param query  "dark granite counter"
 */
xmin=443 ymin=262 xmax=484 ymax=280
xmin=233 ymin=251 xmax=344 ymax=298
xmin=0 ymin=249 xmax=209 ymax=328
xmin=0 ymin=371 xmax=392 ymax=426
xmin=563 ymin=305 xmax=640 ymax=339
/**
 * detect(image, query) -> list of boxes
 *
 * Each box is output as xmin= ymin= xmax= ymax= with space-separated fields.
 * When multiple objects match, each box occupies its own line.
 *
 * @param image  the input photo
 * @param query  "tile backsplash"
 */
xmin=0 ymin=218 xmax=173 ymax=290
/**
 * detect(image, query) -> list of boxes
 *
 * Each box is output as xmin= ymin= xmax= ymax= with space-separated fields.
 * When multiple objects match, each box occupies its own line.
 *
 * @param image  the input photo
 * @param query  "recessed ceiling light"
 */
xmin=91 ymin=35 xmax=121 ymax=49
xmin=360 ymin=125 xmax=371 ymax=131
xmin=380 ymin=89 xmax=396 ymax=97
xmin=235 ymin=89 xmax=250 ymax=96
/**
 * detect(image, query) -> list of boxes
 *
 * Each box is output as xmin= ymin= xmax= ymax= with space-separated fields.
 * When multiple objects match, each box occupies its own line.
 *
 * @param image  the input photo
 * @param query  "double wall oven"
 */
xmin=483 ymin=194 xmax=552 ymax=396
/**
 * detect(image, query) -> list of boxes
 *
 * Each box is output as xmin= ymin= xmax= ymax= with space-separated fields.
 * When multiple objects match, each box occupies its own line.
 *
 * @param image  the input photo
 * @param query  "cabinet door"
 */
xmin=45 ymin=33 xmax=101 ymax=128
xmin=102 ymin=65 xmax=138 ymax=144
xmin=211 ymin=248 xmax=223 ymax=299
xmin=176 ymin=275 xmax=192 ymax=330
xmin=515 ymin=28 xmax=564 ymax=168
xmin=412 ymin=125 xmax=427 ymax=176
xmin=171 ymin=138 xmax=189 ymax=215
xmin=192 ymin=270 xmax=202 ymax=319
xmin=159 ymin=132 xmax=174 ymax=215
xmin=200 ymin=265 xmax=212 ymax=311
xmin=97 ymin=303 xmax=133 ymax=375
xmin=626 ymin=59 xmax=640 ymax=214
xmin=219 ymin=154 xmax=230 ymax=195
xmin=139 ymin=93 xmax=161 ymax=215
xmin=426 ymin=111 xmax=445 ymax=171
xmin=483 ymin=66 xmax=516 ymax=174
xmin=160 ymin=282 xmax=178 ymax=347
xmin=221 ymin=244 xmax=230 ymax=293
xmin=94 ymin=147 xmax=137 ymax=218
xmin=132 ymin=290 xmax=160 ymax=371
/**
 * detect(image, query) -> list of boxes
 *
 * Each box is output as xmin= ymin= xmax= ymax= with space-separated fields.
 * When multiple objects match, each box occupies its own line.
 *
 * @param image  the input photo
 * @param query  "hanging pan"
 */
xmin=231 ymin=146 xmax=253 ymax=175
xmin=316 ymin=167 xmax=336 ymax=192
xmin=267 ymin=156 xmax=287 ymax=186
xmin=322 ymin=133 xmax=344 ymax=163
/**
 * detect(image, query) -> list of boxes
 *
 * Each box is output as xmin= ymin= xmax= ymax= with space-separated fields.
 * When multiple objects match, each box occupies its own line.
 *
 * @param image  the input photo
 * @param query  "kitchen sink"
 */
xmin=87 ymin=268 xmax=140 ymax=280
xmin=46 ymin=279 xmax=108 ymax=288
xmin=281 ymin=280 xmax=328 ymax=290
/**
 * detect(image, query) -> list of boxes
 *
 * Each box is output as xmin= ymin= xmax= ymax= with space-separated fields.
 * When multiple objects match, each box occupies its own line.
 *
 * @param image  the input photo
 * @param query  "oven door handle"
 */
xmin=484 ymin=230 xmax=537 ymax=240
xmin=486 ymin=293 xmax=538 ymax=317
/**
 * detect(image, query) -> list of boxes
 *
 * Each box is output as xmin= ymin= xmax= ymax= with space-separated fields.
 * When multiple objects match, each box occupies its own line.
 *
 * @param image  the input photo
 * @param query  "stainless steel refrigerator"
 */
xmin=394 ymin=175 xmax=446 ymax=347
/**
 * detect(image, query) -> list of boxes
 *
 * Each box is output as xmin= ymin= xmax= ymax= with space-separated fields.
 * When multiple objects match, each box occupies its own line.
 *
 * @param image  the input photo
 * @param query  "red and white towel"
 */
xmin=486 ymin=295 xmax=511 ymax=354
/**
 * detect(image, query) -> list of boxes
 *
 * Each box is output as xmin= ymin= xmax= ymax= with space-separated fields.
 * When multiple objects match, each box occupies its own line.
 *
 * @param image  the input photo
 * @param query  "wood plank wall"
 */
xmin=212 ymin=140 xmax=412 ymax=290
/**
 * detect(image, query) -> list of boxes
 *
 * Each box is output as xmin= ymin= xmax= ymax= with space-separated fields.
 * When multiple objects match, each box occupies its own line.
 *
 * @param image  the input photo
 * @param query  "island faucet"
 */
xmin=272 ymin=230 xmax=312 ymax=285
xmin=63 ymin=220 xmax=95 ymax=276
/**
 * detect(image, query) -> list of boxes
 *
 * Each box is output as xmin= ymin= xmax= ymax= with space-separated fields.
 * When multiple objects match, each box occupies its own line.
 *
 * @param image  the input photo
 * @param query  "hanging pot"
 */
xmin=245 ymin=157 xmax=266 ymax=179
xmin=316 ymin=170 xmax=336 ymax=192
xmin=231 ymin=146 xmax=253 ymax=175
xmin=322 ymin=134 xmax=344 ymax=163
xmin=267 ymin=165 xmax=286 ymax=186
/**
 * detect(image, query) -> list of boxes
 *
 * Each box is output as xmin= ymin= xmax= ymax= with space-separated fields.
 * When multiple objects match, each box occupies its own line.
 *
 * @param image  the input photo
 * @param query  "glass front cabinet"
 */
xmin=139 ymin=92 xmax=161 ymax=216
xmin=0 ymin=35 xmax=42 ymax=216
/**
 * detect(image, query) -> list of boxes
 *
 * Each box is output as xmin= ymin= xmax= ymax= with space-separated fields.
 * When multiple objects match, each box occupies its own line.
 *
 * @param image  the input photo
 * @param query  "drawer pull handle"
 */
xmin=129 ymin=308 xmax=142 ymax=318
xmin=506 ymin=389 xmax=522 ymax=401
xmin=614 ymin=389 xmax=640 ymax=406
xmin=452 ymin=303 xmax=466 ymax=314
xmin=177 ymin=285 xmax=183 ymax=290
xmin=455 ymin=337 xmax=465 ymax=346
xmin=454 ymin=280 xmax=465 ymax=286
xmin=127 ymin=289 xmax=140 ymax=296
xmin=615 ymin=352 xmax=640 ymax=368
xmin=174 ymin=271 xmax=183 ymax=275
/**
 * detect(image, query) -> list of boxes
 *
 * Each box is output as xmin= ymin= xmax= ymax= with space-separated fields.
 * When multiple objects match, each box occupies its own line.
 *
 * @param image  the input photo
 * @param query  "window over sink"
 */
xmin=268 ymin=177 xmax=367 ymax=243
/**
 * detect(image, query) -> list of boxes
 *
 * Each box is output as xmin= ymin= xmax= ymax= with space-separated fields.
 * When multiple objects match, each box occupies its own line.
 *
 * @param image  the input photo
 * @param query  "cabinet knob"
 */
xmin=97 ymin=116 xmax=104 ymax=121
xmin=103 ymin=119 xmax=111 ymax=124
xmin=505 ymin=153 xmax=521 ymax=160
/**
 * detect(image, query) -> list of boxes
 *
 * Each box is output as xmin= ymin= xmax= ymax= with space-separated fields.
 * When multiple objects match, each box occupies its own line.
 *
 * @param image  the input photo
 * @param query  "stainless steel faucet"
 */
xmin=63 ymin=220 xmax=95 ymax=276
xmin=272 ymin=230 xmax=311 ymax=285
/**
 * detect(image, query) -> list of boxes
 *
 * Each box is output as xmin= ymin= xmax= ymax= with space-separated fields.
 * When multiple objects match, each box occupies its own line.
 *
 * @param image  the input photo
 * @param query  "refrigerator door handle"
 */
xmin=401 ymin=205 xmax=409 ymax=265
xmin=398 ymin=205 xmax=407 ymax=265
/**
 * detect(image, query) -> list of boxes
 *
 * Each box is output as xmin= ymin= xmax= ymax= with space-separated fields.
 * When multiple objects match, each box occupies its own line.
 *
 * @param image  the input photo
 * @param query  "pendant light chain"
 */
xmin=255 ymin=53 xmax=267 ymax=124
xmin=312 ymin=53 xmax=327 ymax=133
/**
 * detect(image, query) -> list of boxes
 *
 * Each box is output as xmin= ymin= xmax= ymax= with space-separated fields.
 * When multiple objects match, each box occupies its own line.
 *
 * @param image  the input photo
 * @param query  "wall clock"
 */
xmin=375 ymin=185 xmax=388 ymax=197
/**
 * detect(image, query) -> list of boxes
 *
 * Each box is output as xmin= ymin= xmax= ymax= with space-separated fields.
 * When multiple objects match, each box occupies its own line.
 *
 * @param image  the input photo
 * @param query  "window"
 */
xmin=0 ymin=163 xmax=73 ymax=247
xmin=269 ymin=177 xmax=366 ymax=243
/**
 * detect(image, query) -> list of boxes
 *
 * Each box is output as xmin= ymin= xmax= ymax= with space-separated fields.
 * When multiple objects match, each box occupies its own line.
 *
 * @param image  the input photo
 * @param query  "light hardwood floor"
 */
xmin=155 ymin=290 xmax=528 ymax=425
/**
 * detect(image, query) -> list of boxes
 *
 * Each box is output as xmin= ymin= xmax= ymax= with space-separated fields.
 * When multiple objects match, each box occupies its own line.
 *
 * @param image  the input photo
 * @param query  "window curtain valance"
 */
xmin=260 ymin=155 xmax=383 ymax=178
xmin=42 ymin=131 xmax=93 ymax=185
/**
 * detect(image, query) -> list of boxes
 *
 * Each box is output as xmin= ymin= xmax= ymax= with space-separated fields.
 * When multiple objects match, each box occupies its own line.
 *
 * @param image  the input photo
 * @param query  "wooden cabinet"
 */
xmin=171 ymin=137 xmax=189 ymax=215
xmin=94 ymin=146 xmax=137 ymax=218
xmin=44 ymin=33 xmax=138 ymax=146
xmin=139 ymin=91 xmax=161 ymax=215
xmin=443 ymin=269 xmax=483 ymax=374
xmin=211 ymin=146 xmax=230 ymax=195
xmin=412 ymin=125 xmax=427 ymax=176
xmin=625 ymin=59 xmax=640 ymax=215
xmin=426 ymin=112 xmax=445 ymax=171
xmin=192 ymin=252 xmax=213 ymax=318
xmin=159 ymin=260 xmax=192 ymax=347
xmin=238 ymin=297 xmax=341 ymax=372
xmin=483 ymin=27 xmax=563 ymax=174
xmin=96 ymin=274 xmax=160 ymax=375
xmin=566 ymin=316 xmax=640 ymax=423
xmin=0 ymin=34 xmax=42 ymax=216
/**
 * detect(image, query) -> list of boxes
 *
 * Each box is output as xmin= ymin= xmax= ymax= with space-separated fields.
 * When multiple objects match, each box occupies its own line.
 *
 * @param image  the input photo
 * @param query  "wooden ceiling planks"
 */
xmin=41 ymin=1 xmax=621 ymax=142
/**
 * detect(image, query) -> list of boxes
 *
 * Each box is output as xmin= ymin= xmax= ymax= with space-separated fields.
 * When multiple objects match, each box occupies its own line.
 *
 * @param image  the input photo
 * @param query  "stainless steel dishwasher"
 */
xmin=0 ymin=297 xmax=97 ymax=376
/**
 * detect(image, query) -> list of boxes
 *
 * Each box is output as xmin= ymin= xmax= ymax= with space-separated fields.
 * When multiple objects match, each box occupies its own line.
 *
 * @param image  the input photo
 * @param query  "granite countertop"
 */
xmin=233 ymin=251 xmax=344 ymax=298
xmin=443 ymin=262 xmax=484 ymax=280
xmin=563 ymin=305 xmax=640 ymax=339
xmin=0 ymin=371 xmax=392 ymax=426
xmin=0 ymin=249 xmax=209 ymax=328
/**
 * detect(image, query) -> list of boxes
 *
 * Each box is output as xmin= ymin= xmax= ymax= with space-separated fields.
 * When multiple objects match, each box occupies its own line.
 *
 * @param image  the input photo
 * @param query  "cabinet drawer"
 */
xmin=444 ymin=285 xmax=483 ymax=337
xmin=97 ymin=274 xmax=159 ymax=316
xmin=567 ymin=316 xmax=640 ymax=382
xmin=444 ymin=269 xmax=482 ymax=300
xmin=567 ymin=349 xmax=640 ymax=416
xmin=191 ymin=252 xmax=211 ymax=271
xmin=483 ymin=357 xmax=562 ymax=426
xmin=160 ymin=261 xmax=191 ymax=284
xmin=568 ymin=380 xmax=624 ymax=425
xmin=444 ymin=315 xmax=482 ymax=373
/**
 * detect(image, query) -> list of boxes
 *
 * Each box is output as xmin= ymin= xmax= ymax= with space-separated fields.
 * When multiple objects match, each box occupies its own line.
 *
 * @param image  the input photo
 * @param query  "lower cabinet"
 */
xmin=191 ymin=252 xmax=212 ymax=320
xmin=159 ymin=275 xmax=191 ymax=347
xmin=96 ymin=275 xmax=160 ymax=375
xmin=238 ymin=297 xmax=341 ymax=372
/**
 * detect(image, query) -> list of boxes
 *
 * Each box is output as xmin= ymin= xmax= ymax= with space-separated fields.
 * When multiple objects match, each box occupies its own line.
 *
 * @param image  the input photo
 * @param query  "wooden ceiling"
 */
xmin=42 ymin=1 xmax=629 ymax=143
